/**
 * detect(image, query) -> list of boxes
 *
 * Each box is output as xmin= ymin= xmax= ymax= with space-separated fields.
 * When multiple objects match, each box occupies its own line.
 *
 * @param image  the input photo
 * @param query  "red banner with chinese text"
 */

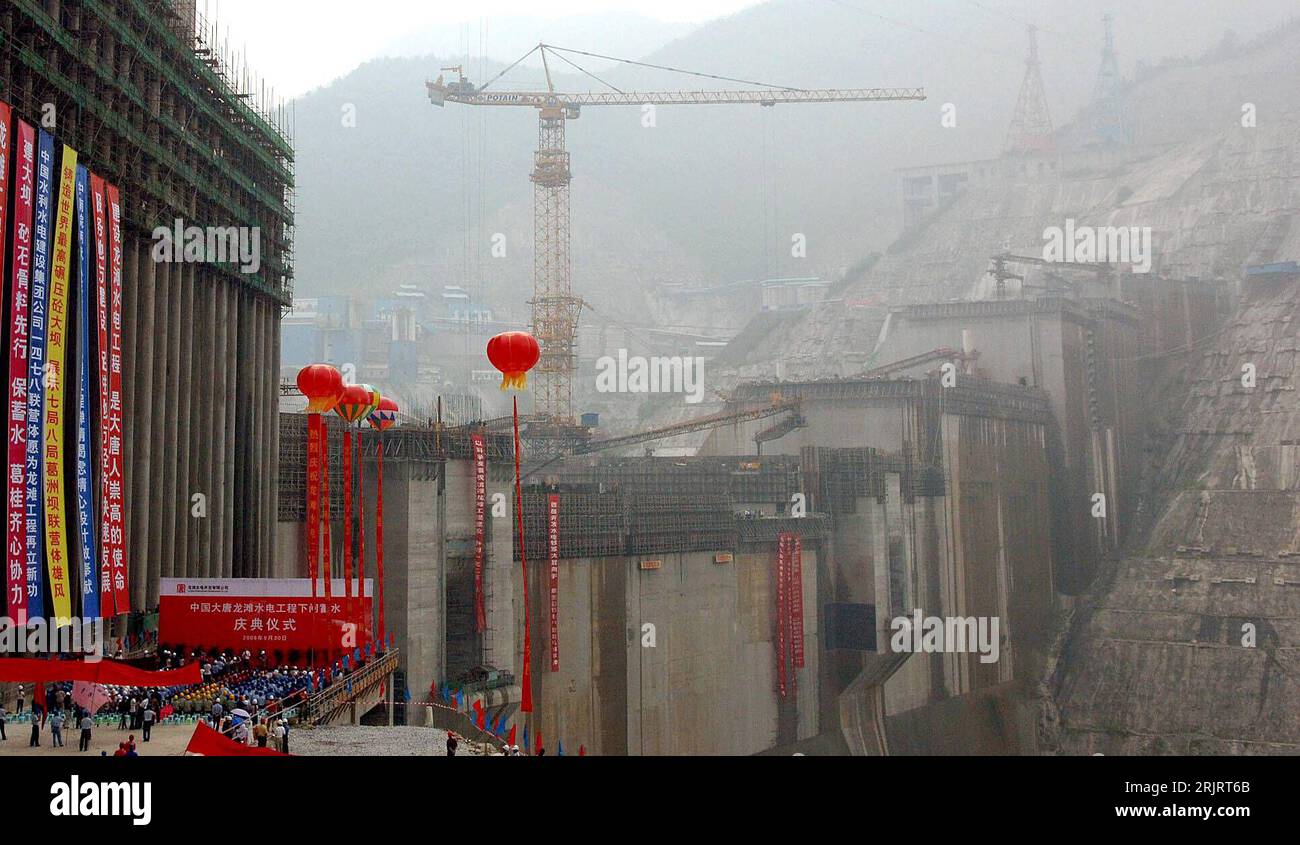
xmin=788 ymin=533 xmax=805 ymax=670
xmin=321 ymin=425 xmax=332 ymax=598
xmin=471 ymin=433 xmax=486 ymax=631
xmin=375 ymin=435 xmax=386 ymax=642
xmin=103 ymin=184 xmax=128 ymax=614
xmin=306 ymin=413 xmax=322 ymax=596
xmin=775 ymin=533 xmax=788 ymax=698
xmin=158 ymin=578 xmax=372 ymax=661
xmin=90 ymin=174 xmax=111 ymax=614
xmin=548 ymin=493 xmax=560 ymax=672
xmin=4 ymin=114 xmax=31 ymax=620
xmin=342 ymin=429 xmax=353 ymax=598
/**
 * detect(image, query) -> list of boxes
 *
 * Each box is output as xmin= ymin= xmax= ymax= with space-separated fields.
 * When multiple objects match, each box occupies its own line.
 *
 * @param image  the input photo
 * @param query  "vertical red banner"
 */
xmin=548 ymin=493 xmax=560 ymax=673
xmin=789 ymin=533 xmax=805 ymax=670
xmin=775 ymin=533 xmax=788 ymax=698
xmin=356 ymin=428 xmax=365 ymax=598
xmin=306 ymin=414 xmax=321 ymax=596
xmin=103 ymin=184 xmax=128 ymax=614
xmin=470 ymin=433 xmax=486 ymax=632
xmin=90 ymin=174 xmax=110 ymax=613
xmin=375 ymin=436 xmax=386 ymax=644
xmin=321 ymin=424 xmax=332 ymax=598
xmin=3 ymin=110 xmax=29 ymax=620
xmin=341 ymin=429 xmax=353 ymax=598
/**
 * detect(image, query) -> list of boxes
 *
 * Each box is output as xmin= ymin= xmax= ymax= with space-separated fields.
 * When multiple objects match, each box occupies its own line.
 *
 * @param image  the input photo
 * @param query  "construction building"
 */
xmin=1 ymin=0 xmax=292 ymax=619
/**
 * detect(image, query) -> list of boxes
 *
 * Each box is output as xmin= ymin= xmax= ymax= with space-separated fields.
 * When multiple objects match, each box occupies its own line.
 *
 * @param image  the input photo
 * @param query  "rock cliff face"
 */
xmin=714 ymin=22 xmax=1300 ymax=753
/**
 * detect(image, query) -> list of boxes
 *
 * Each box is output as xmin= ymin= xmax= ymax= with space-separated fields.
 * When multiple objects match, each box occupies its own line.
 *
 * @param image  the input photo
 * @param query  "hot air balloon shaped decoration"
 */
xmin=486 ymin=331 xmax=540 ymax=390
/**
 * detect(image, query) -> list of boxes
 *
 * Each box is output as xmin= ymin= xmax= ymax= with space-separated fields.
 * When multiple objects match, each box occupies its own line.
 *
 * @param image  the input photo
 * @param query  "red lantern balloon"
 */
xmin=297 ymin=364 xmax=344 ymax=413
xmin=333 ymin=384 xmax=373 ymax=423
xmin=486 ymin=331 xmax=540 ymax=390
xmin=368 ymin=397 xmax=399 ymax=431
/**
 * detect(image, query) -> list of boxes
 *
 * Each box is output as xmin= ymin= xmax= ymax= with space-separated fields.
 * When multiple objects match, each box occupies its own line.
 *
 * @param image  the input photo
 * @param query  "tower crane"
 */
xmin=427 ymin=43 xmax=925 ymax=430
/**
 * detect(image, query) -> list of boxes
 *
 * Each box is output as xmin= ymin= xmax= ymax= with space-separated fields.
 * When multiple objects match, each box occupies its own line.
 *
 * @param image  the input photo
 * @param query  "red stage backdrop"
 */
xmin=158 ymin=578 xmax=372 ymax=663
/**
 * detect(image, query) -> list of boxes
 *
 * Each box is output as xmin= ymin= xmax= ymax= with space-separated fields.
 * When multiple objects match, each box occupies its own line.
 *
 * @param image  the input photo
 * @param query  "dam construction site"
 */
xmin=4 ymin=2 xmax=1300 ymax=789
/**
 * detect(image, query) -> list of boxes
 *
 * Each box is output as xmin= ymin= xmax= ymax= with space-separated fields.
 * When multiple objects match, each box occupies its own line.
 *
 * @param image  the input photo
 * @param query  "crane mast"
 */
xmin=428 ymin=45 xmax=925 ymax=428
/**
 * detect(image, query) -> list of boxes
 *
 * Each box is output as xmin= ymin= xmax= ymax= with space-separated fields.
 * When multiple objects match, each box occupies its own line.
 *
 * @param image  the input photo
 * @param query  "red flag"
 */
xmin=185 ymin=721 xmax=286 ymax=756
xmin=72 ymin=681 xmax=111 ymax=715
xmin=34 ymin=681 xmax=47 ymax=714
xmin=507 ymin=725 xmax=517 ymax=746
xmin=535 ymin=729 xmax=543 ymax=756
xmin=472 ymin=698 xmax=485 ymax=730
xmin=579 ymin=744 xmax=586 ymax=756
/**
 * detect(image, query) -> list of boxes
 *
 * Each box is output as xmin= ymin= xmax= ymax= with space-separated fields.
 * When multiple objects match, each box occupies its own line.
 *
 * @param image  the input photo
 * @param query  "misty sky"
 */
xmin=202 ymin=0 xmax=761 ymax=97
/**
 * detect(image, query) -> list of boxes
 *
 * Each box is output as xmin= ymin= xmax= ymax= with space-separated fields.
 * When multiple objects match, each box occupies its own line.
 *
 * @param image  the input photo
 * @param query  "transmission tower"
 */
xmin=1091 ymin=13 xmax=1126 ymax=144
xmin=1004 ymin=26 xmax=1054 ymax=155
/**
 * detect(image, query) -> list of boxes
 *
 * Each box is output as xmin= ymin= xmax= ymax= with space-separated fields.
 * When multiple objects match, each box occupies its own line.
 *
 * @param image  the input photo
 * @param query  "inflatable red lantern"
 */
xmin=296 ymin=364 xmax=344 ymax=412
xmin=486 ymin=331 xmax=540 ymax=390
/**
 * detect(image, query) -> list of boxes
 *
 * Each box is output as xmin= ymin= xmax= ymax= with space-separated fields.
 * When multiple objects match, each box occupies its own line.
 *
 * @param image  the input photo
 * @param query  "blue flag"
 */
xmin=522 ymin=725 xmax=530 ymax=753
xmin=404 ymin=686 xmax=412 ymax=702
xmin=557 ymin=740 xmax=565 ymax=756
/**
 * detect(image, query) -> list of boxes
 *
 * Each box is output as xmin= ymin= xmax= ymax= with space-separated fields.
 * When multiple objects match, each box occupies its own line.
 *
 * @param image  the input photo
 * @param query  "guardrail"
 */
xmin=302 ymin=650 xmax=399 ymax=726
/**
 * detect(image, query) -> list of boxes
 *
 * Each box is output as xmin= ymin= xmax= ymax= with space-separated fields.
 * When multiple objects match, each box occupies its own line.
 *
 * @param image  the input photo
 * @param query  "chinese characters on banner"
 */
xmin=102 ymin=183 xmax=128 ymax=614
xmin=306 ymin=414 xmax=322 ymax=596
xmin=776 ymin=532 xmax=788 ymax=698
xmin=73 ymin=165 xmax=100 ymax=620
xmin=548 ymin=493 xmax=559 ymax=672
xmin=775 ymin=531 xmax=804 ymax=700
xmin=3 ymin=112 xmax=32 ymax=619
xmin=157 ymin=579 xmax=374 ymax=664
xmin=25 ymin=130 xmax=54 ymax=618
xmin=471 ymin=433 xmax=486 ymax=631
xmin=788 ymin=533 xmax=804 ymax=670
xmin=90 ymin=175 xmax=110 ymax=612
xmin=44 ymin=144 xmax=78 ymax=627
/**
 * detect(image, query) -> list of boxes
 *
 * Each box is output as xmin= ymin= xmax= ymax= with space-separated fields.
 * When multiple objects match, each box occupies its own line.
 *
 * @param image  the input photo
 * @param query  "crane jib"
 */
xmin=439 ymin=89 xmax=927 ymax=107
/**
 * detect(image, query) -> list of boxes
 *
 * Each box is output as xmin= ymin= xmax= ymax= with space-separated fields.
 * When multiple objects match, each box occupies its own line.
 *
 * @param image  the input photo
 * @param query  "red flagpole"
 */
xmin=513 ymin=396 xmax=533 ymax=713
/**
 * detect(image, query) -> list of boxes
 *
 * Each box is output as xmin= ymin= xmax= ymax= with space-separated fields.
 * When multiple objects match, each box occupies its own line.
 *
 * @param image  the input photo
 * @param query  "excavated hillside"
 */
xmin=1047 ymin=273 xmax=1300 ymax=755
xmin=710 ymin=20 xmax=1300 ymax=386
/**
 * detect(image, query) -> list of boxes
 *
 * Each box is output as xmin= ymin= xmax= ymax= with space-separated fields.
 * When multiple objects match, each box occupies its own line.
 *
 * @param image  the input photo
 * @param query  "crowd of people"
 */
xmin=1 ymin=646 xmax=332 ymax=753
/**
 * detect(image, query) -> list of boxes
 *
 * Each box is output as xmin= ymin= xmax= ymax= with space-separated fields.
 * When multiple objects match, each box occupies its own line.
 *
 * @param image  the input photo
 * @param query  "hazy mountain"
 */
xmin=291 ymin=0 xmax=1300 ymax=321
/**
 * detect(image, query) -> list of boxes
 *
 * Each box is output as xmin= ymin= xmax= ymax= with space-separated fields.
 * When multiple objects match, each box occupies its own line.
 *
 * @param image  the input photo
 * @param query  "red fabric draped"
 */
xmin=0 ymin=657 xmax=201 ymax=686
xmin=185 ymin=721 xmax=286 ymax=756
